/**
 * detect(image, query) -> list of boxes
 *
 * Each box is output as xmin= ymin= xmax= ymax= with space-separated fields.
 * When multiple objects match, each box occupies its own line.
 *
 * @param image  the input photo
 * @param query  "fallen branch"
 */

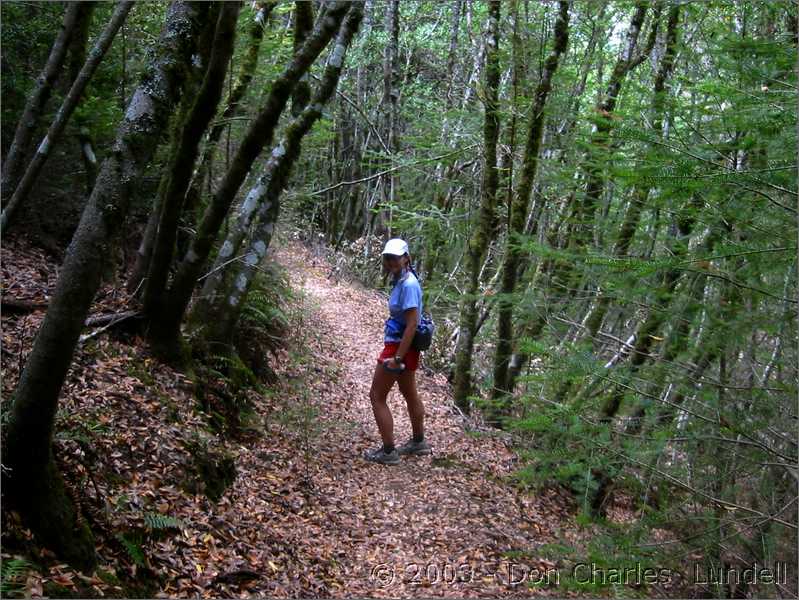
xmin=1 ymin=299 xmax=143 ymax=334
xmin=79 ymin=310 xmax=141 ymax=344
xmin=83 ymin=310 xmax=140 ymax=328
xmin=2 ymin=297 xmax=49 ymax=313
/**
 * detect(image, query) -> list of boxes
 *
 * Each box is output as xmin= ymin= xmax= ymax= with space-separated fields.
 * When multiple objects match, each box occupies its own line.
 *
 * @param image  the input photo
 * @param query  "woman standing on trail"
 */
xmin=364 ymin=238 xmax=432 ymax=465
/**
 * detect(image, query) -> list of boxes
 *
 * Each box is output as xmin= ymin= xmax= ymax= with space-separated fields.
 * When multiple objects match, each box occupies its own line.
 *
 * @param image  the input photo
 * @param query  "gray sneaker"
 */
xmin=364 ymin=445 xmax=401 ymax=465
xmin=397 ymin=437 xmax=432 ymax=456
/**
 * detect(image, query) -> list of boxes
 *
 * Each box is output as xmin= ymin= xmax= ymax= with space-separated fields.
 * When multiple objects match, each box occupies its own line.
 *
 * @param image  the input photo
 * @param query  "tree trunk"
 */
xmin=141 ymin=2 xmax=241 ymax=318
xmin=581 ymin=2 xmax=679 ymax=339
xmin=452 ymin=0 xmax=501 ymax=410
xmin=490 ymin=0 xmax=570 ymax=409
xmin=194 ymin=4 xmax=364 ymax=349
xmin=148 ymin=0 xmax=352 ymax=361
xmin=379 ymin=0 xmax=400 ymax=235
xmin=549 ymin=2 xmax=679 ymax=402
xmin=494 ymin=0 xmax=521 ymax=241
xmin=1 ymin=3 xmax=84 ymax=206
xmin=130 ymin=2 xmax=276 ymax=294
xmin=2 ymin=0 xmax=209 ymax=569
xmin=500 ymin=0 xmax=662 ymax=397
xmin=571 ymin=0 xmax=660 ymax=251
xmin=291 ymin=0 xmax=315 ymax=115
xmin=64 ymin=3 xmax=96 ymax=91
xmin=503 ymin=231 xmax=565 ymax=393
xmin=1 ymin=2 xmax=135 ymax=233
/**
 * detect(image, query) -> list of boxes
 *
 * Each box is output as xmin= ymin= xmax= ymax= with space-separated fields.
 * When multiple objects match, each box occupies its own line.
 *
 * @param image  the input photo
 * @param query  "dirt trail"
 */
xmin=271 ymin=241 xmax=573 ymax=597
xmin=0 ymin=237 xmax=576 ymax=598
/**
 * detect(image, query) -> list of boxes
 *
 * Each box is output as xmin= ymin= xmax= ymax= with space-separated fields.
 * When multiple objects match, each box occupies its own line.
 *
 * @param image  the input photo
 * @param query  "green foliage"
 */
xmin=221 ymin=257 xmax=295 ymax=391
xmin=508 ymin=399 xmax=611 ymax=503
xmin=55 ymin=414 xmax=111 ymax=445
xmin=0 ymin=558 xmax=34 ymax=598
xmin=1 ymin=0 xmax=796 ymax=591
xmin=238 ymin=259 xmax=293 ymax=355
xmin=115 ymin=532 xmax=145 ymax=567
xmin=143 ymin=512 xmax=185 ymax=532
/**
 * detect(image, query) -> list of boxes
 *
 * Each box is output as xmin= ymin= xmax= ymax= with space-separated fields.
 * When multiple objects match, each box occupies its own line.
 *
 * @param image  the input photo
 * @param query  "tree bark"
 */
xmin=452 ymin=0 xmax=501 ymax=410
xmin=571 ymin=0 xmax=660 ymax=250
xmin=130 ymin=2 xmax=276 ymax=294
xmin=291 ymin=0 xmax=315 ymax=116
xmin=490 ymin=0 xmax=570 ymax=408
xmin=581 ymin=2 xmax=678 ymax=339
xmin=500 ymin=0 xmax=662 ymax=397
xmin=141 ymin=2 xmax=241 ymax=318
xmin=2 ymin=0 xmax=209 ymax=569
xmin=1 ymin=2 xmax=84 ymax=206
xmin=183 ymin=1 xmax=277 ymax=212
xmin=194 ymin=4 xmax=364 ymax=349
xmin=379 ymin=0 xmax=400 ymax=235
xmin=148 ymin=1 xmax=352 ymax=360
xmin=1 ymin=1 xmax=135 ymax=233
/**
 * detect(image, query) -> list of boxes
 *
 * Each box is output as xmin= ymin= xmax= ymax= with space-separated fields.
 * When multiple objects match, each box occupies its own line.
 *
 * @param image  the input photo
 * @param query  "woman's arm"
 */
xmin=387 ymin=307 xmax=418 ymax=368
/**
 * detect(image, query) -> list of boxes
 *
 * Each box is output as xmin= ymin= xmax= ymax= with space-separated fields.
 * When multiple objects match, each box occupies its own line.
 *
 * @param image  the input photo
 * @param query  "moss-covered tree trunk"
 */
xmin=1 ymin=3 xmax=83 ymax=206
xmin=193 ymin=4 xmax=364 ymax=349
xmin=490 ymin=0 xmax=570 ymax=410
xmin=570 ymin=0 xmax=659 ymax=252
xmin=127 ymin=2 xmax=225 ymax=294
xmin=1 ymin=2 xmax=135 ymax=233
xmin=180 ymin=0 xmax=278 ymax=227
xmin=498 ymin=0 xmax=661 ymax=400
xmin=1 ymin=0 xmax=209 ymax=569
xmin=452 ymin=0 xmax=501 ymax=410
xmin=146 ymin=1 xmax=352 ymax=361
xmin=141 ymin=2 xmax=241 ymax=318
xmin=581 ymin=3 xmax=679 ymax=339
xmin=291 ymin=0 xmax=315 ymax=116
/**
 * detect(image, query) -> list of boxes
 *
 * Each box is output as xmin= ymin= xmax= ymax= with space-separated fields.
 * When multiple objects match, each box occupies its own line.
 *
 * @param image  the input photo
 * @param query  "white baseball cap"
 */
xmin=381 ymin=238 xmax=409 ymax=256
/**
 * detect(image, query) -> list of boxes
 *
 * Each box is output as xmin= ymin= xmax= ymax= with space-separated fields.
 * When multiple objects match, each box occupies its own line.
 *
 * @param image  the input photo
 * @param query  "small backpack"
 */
xmin=404 ymin=265 xmax=435 ymax=351
xmin=412 ymin=311 xmax=435 ymax=351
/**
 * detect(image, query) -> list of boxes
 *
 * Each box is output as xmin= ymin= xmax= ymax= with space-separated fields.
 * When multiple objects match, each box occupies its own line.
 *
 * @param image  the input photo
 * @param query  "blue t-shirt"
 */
xmin=384 ymin=269 xmax=423 ymax=343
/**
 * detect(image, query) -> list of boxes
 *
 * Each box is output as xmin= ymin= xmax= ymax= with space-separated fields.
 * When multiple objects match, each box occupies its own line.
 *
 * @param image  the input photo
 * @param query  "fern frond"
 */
xmin=144 ymin=512 xmax=185 ymax=531
xmin=115 ymin=533 xmax=145 ymax=566
xmin=0 ymin=558 xmax=34 ymax=596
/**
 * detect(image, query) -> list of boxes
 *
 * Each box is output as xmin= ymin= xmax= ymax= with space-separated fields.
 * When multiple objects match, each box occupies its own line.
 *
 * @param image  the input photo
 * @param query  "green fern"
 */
xmin=115 ymin=532 xmax=145 ymax=567
xmin=143 ymin=512 xmax=185 ymax=531
xmin=0 ymin=558 xmax=33 ymax=597
xmin=209 ymin=353 xmax=257 ymax=389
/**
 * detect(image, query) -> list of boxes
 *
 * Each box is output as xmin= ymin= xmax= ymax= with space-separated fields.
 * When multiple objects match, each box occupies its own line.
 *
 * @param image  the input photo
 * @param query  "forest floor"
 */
xmin=1 ymin=235 xmax=603 ymax=598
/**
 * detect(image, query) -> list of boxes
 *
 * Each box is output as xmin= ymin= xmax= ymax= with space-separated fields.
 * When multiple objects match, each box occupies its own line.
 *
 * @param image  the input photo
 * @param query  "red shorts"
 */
xmin=377 ymin=342 xmax=420 ymax=371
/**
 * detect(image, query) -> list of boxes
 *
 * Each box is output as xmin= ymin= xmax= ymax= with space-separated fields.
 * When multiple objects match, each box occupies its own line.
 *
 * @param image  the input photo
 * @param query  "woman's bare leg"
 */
xmin=369 ymin=362 xmax=399 ymax=447
xmin=398 ymin=369 xmax=424 ymax=440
